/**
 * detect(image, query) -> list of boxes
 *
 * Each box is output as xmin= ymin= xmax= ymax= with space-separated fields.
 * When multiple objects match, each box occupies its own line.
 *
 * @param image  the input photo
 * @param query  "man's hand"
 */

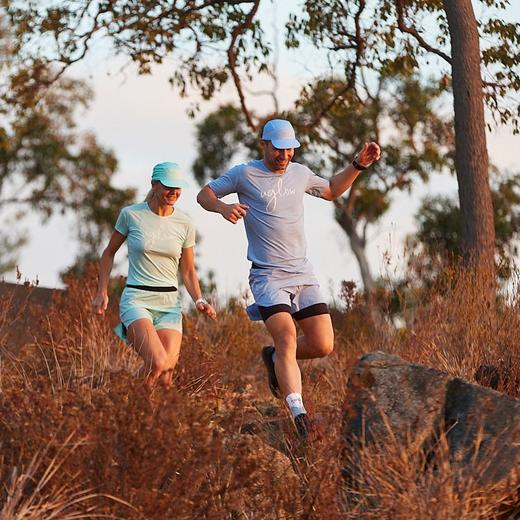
xmin=355 ymin=142 xmax=381 ymax=168
xmin=220 ymin=203 xmax=249 ymax=224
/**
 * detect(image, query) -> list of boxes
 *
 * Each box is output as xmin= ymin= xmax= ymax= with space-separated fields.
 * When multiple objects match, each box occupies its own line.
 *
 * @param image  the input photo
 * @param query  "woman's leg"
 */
xmin=127 ymin=318 xmax=170 ymax=387
xmin=156 ymin=329 xmax=183 ymax=387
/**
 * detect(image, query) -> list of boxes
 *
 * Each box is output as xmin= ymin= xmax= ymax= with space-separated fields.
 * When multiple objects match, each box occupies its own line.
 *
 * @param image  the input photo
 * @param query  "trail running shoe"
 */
xmin=294 ymin=413 xmax=310 ymax=440
xmin=261 ymin=346 xmax=281 ymax=398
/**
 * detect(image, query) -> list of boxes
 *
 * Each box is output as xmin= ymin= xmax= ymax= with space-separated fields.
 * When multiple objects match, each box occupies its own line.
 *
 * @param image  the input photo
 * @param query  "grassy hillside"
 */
xmin=0 ymin=268 xmax=518 ymax=519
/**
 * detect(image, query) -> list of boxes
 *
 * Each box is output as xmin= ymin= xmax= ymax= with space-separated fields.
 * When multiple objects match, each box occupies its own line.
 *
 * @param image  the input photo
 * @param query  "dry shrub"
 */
xmin=0 ymin=264 xmax=518 ymax=518
xmin=341 ymin=430 xmax=519 ymax=520
xmin=396 ymin=268 xmax=520 ymax=398
xmin=0 ymin=430 xmax=134 ymax=519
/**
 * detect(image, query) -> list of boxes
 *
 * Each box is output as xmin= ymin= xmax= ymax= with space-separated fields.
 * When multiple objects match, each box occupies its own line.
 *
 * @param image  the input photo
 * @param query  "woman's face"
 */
xmin=153 ymin=182 xmax=182 ymax=206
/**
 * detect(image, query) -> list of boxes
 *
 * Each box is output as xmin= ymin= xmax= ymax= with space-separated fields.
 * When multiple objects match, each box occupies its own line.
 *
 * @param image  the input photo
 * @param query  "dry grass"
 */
xmin=0 ymin=266 xmax=518 ymax=518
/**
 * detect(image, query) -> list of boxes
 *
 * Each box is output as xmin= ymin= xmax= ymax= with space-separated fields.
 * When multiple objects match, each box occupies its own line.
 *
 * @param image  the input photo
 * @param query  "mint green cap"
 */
xmin=151 ymin=162 xmax=189 ymax=188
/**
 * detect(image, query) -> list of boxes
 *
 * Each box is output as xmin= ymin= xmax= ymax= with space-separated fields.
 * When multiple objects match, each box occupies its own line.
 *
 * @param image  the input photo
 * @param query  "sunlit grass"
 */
xmin=0 ymin=265 xmax=518 ymax=517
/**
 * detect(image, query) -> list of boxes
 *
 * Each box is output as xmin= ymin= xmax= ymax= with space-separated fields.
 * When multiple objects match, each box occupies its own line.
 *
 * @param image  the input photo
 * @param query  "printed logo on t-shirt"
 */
xmin=260 ymin=178 xmax=296 ymax=212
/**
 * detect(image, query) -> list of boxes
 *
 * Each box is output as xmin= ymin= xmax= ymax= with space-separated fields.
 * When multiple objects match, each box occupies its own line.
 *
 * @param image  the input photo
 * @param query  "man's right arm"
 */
xmin=197 ymin=185 xmax=249 ymax=224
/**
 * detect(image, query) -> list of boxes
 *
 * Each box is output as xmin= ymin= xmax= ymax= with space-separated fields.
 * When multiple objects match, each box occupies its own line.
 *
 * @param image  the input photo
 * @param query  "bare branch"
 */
xmin=395 ymin=0 xmax=452 ymax=65
xmin=305 ymin=0 xmax=366 ymax=129
xmin=227 ymin=0 xmax=261 ymax=130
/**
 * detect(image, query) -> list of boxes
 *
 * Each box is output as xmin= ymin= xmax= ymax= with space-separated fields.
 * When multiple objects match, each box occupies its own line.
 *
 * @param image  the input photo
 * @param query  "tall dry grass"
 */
xmin=0 ymin=266 xmax=518 ymax=518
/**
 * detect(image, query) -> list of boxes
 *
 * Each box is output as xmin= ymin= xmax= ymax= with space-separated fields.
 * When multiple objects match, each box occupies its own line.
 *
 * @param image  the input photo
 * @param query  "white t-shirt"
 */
xmin=208 ymin=159 xmax=329 ymax=276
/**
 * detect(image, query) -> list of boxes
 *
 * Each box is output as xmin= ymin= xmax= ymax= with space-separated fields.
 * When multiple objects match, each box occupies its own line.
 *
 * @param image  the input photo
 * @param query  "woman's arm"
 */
xmin=92 ymin=230 xmax=126 ymax=315
xmin=179 ymin=246 xmax=217 ymax=320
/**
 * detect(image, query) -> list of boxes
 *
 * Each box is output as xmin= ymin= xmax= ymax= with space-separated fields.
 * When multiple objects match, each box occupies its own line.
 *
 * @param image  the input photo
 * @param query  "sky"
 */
xmin=5 ymin=2 xmax=519 ymax=304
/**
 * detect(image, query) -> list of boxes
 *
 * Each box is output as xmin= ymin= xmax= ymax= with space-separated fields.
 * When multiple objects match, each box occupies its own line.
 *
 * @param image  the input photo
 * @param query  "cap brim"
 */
xmin=271 ymin=138 xmax=301 ymax=149
xmin=161 ymin=180 xmax=189 ymax=189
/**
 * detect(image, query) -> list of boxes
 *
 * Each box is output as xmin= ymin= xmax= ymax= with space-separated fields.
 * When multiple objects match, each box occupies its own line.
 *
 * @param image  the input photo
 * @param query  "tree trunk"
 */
xmin=335 ymin=204 xmax=393 ymax=333
xmin=335 ymin=204 xmax=376 ymax=294
xmin=443 ymin=0 xmax=496 ymax=311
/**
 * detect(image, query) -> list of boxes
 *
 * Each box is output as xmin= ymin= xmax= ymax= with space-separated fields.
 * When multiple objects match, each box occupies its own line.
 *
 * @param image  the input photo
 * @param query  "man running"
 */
xmin=197 ymin=119 xmax=380 ymax=438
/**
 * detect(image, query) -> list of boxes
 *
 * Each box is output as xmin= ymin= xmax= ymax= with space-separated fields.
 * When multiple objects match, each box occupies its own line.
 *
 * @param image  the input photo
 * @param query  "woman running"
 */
xmin=92 ymin=162 xmax=216 ymax=387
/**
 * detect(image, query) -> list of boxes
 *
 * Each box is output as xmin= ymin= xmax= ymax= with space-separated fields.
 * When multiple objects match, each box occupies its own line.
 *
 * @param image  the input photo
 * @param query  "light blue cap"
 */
xmin=261 ymin=119 xmax=301 ymax=149
xmin=151 ymin=162 xmax=188 ymax=188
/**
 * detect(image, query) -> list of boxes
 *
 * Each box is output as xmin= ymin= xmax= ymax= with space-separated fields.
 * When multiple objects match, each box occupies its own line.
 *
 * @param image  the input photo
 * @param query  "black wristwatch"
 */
xmin=352 ymin=159 xmax=368 ymax=170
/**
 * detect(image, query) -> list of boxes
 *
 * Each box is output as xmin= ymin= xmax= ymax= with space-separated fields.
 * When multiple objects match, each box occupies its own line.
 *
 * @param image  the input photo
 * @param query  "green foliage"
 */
xmin=414 ymin=196 xmax=461 ymax=255
xmin=4 ymin=0 xmax=270 ymax=116
xmin=192 ymin=104 xmax=257 ymax=184
xmin=288 ymin=0 xmax=519 ymax=132
xmin=0 ymin=11 xmax=136 ymax=274
xmin=0 ymin=219 xmax=27 ymax=274
xmin=409 ymin=171 xmax=520 ymax=282
xmin=297 ymin=72 xmax=453 ymax=273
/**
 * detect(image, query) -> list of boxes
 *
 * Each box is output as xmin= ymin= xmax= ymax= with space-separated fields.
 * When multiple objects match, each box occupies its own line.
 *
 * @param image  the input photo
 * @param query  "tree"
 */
xmin=286 ymin=0 xmax=519 ymax=311
xmin=294 ymin=72 xmax=453 ymax=292
xmin=0 ymin=11 xmax=136 ymax=276
xmin=5 ymin=0 xmax=519 ymax=303
xmin=0 ymin=75 xmax=136 ymax=275
xmin=443 ymin=0 xmax=495 ymax=300
xmin=408 ymin=170 xmax=520 ymax=285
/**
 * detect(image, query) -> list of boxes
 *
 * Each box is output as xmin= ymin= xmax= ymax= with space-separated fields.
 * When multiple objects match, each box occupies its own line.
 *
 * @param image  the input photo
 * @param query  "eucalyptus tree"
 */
xmin=0 ymin=11 xmax=135 ymax=275
xmin=286 ymin=0 xmax=519 ymax=310
xmin=408 ymin=170 xmax=520 ymax=286
xmin=5 ymin=0 xmax=519 ymax=305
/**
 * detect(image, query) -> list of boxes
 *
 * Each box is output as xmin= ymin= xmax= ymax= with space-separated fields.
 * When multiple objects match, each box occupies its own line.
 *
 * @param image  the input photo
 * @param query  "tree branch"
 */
xmin=305 ymin=0 xmax=366 ymax=129
xmin=395 ymin=0 xmax=452 ymax=65
xmin=227 ymin=0 xmax=261 ymax=130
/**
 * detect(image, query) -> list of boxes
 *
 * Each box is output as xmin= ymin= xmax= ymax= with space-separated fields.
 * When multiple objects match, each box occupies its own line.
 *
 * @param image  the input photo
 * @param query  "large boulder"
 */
xmin=343 ymin=351 xmax=520 ymax=485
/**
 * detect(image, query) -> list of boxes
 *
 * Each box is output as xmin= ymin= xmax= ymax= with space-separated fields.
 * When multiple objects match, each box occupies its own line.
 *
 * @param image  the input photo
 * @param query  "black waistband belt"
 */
xmin=126 ymin=284 xmax=177 ymax=292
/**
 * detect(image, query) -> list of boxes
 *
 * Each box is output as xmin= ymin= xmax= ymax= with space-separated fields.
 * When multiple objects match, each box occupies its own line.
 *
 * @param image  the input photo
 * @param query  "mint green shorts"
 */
xmin=114 ymin=288 xmax=183 ymax=342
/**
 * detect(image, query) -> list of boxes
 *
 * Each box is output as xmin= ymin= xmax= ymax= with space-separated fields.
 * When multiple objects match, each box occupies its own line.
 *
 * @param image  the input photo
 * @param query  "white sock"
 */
xmin=286 ymin=392 xmax=306 ymax=418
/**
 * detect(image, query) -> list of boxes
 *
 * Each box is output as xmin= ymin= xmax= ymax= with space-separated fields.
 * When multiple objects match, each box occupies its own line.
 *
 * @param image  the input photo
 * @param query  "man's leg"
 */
xmin=262 ymin=310 xmax=310 ymax=439
xmin=263 ymin=311 xmax=302 ymax=397
xmin=295 ymin=313 xmax=334 ymax=359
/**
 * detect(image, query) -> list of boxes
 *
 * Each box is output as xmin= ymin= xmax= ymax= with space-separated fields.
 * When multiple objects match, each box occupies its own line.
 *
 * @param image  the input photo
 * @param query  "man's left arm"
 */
xmin=321 ymin=142 xmax=381 ymax=201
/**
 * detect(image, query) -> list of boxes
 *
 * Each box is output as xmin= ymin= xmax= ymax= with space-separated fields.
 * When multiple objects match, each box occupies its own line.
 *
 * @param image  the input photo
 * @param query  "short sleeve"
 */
xmin=183 ymin=220 xmax=196 ymax=248
xmin=114 ymin=208 xmax=129 ymax=236
xmin=207 ymin=164 xmax=242 ymax=198
xmin=305 ymin=166 xmax=330 ymax=198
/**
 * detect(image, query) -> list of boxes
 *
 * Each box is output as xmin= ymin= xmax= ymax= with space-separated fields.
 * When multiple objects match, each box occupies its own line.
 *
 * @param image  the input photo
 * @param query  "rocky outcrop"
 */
xmin=343 ymin=351 xmax=520 ymax=485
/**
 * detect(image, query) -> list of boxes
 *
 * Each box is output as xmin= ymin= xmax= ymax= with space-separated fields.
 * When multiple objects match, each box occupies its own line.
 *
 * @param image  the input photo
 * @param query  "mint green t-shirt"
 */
xmin=115 ymin=202 xmax=196 ymax=290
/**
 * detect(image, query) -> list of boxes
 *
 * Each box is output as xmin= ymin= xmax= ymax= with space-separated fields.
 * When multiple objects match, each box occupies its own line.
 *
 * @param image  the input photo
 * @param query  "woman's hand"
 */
xmin=195 ymin=298 xmax=217 ymax=320
xmin=92 ymin=293 xmax=109 ymax=315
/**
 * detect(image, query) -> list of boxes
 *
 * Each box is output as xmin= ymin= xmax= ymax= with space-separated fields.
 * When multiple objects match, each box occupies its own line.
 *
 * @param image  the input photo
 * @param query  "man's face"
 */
xmin=261 ymin=140 xmax=294 ymax=173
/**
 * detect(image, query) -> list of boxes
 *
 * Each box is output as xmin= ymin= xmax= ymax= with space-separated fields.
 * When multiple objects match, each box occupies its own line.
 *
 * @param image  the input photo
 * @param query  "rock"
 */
xmin=343 ymin=351 xmax=520 ymax=486
xmin=343 ymin=351 xmax=451 ymax=450
xmin=444 ymin=377 xmax=520 ymax=484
